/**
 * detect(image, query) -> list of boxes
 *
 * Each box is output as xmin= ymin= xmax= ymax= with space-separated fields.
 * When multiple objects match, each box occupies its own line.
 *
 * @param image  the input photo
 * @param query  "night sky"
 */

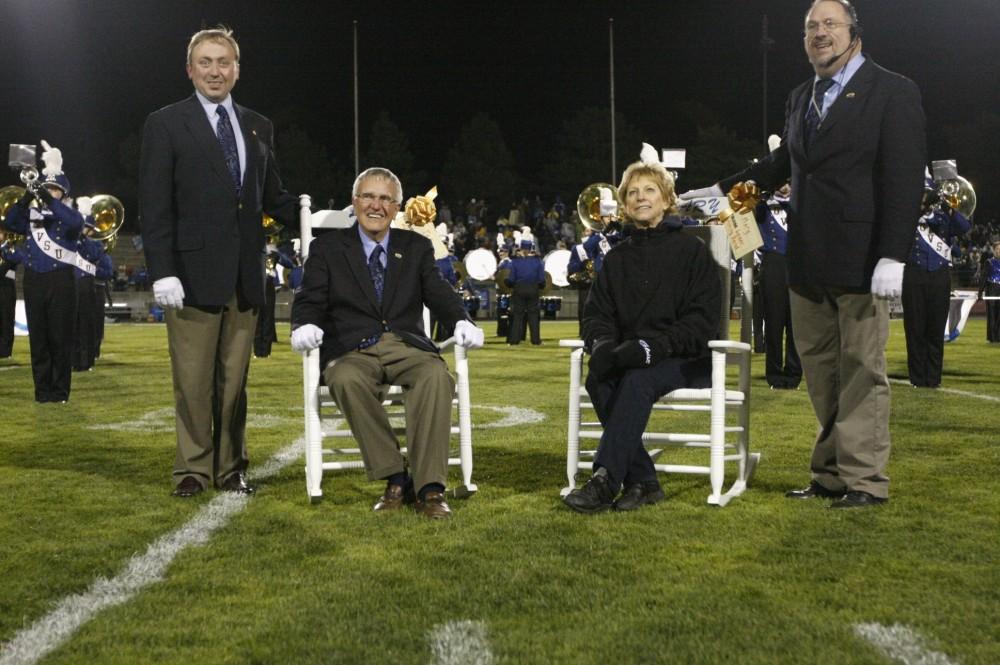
xmin=3 ymin=0 xmax=999 ymax=215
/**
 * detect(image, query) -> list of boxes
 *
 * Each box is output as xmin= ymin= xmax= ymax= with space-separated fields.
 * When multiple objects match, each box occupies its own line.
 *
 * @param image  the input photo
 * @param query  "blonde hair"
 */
xmin=187 ymin=26 xmax=240 ymax=65
xmin=617 ymin=161 xmax=678 ymax=218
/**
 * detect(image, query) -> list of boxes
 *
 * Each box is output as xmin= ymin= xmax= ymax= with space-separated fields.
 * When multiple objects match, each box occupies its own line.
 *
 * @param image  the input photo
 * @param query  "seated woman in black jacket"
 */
xmin=563 ymin=157 xmax=722 ymax=513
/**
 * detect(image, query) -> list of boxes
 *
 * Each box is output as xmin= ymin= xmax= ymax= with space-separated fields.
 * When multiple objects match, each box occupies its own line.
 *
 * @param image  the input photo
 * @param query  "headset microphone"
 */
xmin=821 ymin=28 xmax=858 ymax=69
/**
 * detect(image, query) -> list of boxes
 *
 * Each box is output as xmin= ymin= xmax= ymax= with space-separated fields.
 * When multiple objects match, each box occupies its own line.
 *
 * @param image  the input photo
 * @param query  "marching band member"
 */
xmin=72 ymin=207 xmax=114 ymax=372
xmin=755 ymin=180 xmax=802 ymax=389
xmin=495 ymin=246 xmax=512 ymax=337
xmin=981 ymin=240 xmax=1000 ymax=343
xmin=901 ymin=176 xmax=971 ymax=386
xmin=2 ymin=142 xmax=84 ymax=402
xmin=0 ymin=234 xmax=23 ymax=359
xmin=254 ymin=241 xmax=294 ymax=358
xmin=505 ymin=230 xmax=545 ymax=345
xmin=564 ymin=151 xmax=721 ymax=513
xmin=567 ymin=215 xmax=621 ymax=338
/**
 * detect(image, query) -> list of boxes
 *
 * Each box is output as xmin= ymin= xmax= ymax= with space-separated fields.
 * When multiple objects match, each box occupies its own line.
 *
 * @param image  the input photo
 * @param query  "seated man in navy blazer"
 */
xmin=290 ymin=168 xmax=485 ymax=519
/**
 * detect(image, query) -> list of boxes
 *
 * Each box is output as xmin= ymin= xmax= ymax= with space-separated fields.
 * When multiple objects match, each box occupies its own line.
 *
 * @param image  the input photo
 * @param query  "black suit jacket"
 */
xmin=139 ymin=94 xmax=296 ymax=307
xmin=291 ymin=224 xmax=470 ymax=369
xmin=722 ymin=57 xmax=927 ymax=290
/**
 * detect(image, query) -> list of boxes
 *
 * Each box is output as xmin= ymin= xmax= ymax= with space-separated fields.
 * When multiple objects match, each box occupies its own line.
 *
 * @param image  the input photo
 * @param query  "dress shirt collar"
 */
xmin=358 ymin=225 xmax=390 ymax=263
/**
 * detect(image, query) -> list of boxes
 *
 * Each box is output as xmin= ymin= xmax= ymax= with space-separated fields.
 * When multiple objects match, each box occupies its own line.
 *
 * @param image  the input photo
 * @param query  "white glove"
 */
xmin=598 ymin=187 xmax=618 ymax=217
xmin=678 ymin=184 xmax=724 ymax=200
xmin=291 ymin=324 xmax=324 ymax=353
xmin=76 ymin=196 xmax=93 ymax=217
xmin=454 ymin=320 xmax=485 ymax=349
xmin=871 ymin=258 xmax=905 ymax=299
xmin=153 ymin=276 xmax=185 ymax=310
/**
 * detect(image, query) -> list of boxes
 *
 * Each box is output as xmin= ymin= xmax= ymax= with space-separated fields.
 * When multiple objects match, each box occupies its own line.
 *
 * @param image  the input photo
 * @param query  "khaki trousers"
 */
xmin=790 ymin=287 xmax=891 ymax=498
xmin=165 ymin=295 xmax=257 ymax=489
xmin=323 ymin=333 xmax=454 ymax=493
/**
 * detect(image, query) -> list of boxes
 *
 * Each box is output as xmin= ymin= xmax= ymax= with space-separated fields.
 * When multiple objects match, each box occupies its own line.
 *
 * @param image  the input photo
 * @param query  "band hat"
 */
xmin=43 ymin=173 xmax=71 ymax=195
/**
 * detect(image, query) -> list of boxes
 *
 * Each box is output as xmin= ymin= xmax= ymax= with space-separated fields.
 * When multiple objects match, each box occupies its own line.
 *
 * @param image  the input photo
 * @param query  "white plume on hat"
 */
xmin=39 ymin=140 xmax=64 ymax=177
xmin=639 ymin=142 xmax=659 ymax=165
xmin=767 ymin=134 xmax=782 ymax=153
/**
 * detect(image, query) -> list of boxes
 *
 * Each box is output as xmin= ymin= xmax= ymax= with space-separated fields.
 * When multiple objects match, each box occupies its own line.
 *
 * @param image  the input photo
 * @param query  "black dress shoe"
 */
xmin=785 ymin=481 xmax=846 ymax=500
xmin=614 ymin=481 xmax=665 ymax=511
xmin=373 ymin=483 xmax=416 ymax=512
xmin=563 ymin=471 xmax=616 ymax=514
xmin=219 ymin=473 xmax=256 ymax=495
xmin=172 ymin=476 xmax=204 ymax=497
xmin=830 ymin=490 xmax=887 ymax=508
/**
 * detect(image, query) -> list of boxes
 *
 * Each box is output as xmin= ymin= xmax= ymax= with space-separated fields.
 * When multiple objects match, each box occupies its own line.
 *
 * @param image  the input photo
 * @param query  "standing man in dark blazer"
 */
xmin=290 ymin=168 xmax=485 ymax=519
xmin=139 ymin=27 xmax=296 ymax=498
xmin=682 ymin=0 xmax=926 ymax=508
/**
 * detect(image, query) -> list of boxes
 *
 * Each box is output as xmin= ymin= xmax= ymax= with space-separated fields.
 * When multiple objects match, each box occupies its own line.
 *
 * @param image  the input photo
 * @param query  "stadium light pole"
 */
xmin=353 ymin=20 xmax=360 ymax=176
xmin=761 ymin=14 xmax=774 ymax=150
xmin=609 ymin=18 xmax=616 ymax=183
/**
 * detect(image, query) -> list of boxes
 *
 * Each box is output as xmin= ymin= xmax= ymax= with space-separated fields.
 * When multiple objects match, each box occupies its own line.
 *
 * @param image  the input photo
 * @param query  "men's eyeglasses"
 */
xmin=357 ymin=193 xmax=399 ymax=205
xmin=804 ymin=19 xmax=851 ymax=35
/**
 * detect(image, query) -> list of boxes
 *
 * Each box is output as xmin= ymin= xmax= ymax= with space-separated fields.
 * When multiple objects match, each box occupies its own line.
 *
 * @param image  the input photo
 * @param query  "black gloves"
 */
xmin=612 ymin=339 xmax=668 ymax=369
xmin=16 ymin=191 xmax=35 ymax=209
xmin=587 ymin=338 xmax=616 ymax=380
xmin=590 ymin=338 xmax=671 ymax=378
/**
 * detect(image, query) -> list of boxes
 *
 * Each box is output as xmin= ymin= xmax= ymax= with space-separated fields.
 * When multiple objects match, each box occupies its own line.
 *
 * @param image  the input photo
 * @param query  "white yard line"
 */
xmin=854 ymin=622 xmax=955 ymax=665
xmin=0 ymin=440 xmax=303 ymax=665
xmin=889 ymin=378 xmax=1000 ymax=402
xmin=428 ymin=620 xmax=494 ymax=665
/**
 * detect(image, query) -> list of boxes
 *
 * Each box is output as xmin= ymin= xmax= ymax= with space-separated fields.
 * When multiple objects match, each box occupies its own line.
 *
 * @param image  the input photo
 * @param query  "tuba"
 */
xmin=89 ymin=194 xmax=125 ymax=250
xmin=576 ymin=182 xmax=625 ymax=233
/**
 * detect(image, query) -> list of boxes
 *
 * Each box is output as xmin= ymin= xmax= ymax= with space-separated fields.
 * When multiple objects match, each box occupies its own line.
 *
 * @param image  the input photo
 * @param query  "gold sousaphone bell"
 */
xmin=89 ymin=194 xmax=125 ymax=250
xmin=576 ymin=182 xmax=625 ymax=233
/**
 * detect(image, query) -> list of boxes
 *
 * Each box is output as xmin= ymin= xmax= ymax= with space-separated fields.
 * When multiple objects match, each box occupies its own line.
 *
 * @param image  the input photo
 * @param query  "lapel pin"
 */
xmin=394 ymin=252 xmax=402 ymax=259
xmin=845 ymin=92 xmax=856 ymax=98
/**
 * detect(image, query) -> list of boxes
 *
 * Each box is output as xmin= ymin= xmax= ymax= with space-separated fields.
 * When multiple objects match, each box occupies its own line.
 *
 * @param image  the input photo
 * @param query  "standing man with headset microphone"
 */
xmin=681 ymin=0 xmax=926 ymax=508
xmin=140 ymin=26 xmax=296 ymax=498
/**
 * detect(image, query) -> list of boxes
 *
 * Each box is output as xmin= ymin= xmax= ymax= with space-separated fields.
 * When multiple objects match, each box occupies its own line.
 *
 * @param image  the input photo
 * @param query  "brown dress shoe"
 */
xmin=373 ymin=483 xmax=416 ymax=512
xmin=219 ymin=473 xmax=256 ymax=495
xmin=415 ymin=490 xmax=452 ymax=519
xmin=172 ymin=476 xmax=204 ymax=498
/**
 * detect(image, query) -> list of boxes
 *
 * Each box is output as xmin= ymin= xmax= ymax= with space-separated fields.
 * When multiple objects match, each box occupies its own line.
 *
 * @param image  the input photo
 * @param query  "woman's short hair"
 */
xmin=617 ymin=161 xmax=678 ymax=217
xmin=187 ymin=26 xmax=241 ymax=65
xmin=352 ymin=167 xmax=403 ymax=203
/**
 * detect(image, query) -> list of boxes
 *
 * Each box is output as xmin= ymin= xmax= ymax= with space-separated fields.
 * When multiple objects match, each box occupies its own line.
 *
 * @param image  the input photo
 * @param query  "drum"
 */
xmin=464 ymin=248 xmax=497 ymax=281
xmin=539 ymin=296 xmax=562 ymax=318
xmin=463 ymin=295 xmax=481 ymax=317
xmin=543 ymin=248 xmax=571 ymax=288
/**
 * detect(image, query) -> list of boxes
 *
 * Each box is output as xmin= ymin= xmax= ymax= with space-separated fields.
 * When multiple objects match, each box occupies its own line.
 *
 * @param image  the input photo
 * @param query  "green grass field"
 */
xmin=1 ymin=318 xmax=998 ymax=664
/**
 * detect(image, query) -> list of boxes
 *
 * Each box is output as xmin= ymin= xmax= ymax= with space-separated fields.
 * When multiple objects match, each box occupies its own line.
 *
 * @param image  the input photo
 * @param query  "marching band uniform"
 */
xmin=902 ymin=203 xmax=971 ymax=386
xmin=568 ymin=229 xmax=620 ymax=338
xmin=983 ymin=252 xmax=1000 ymax=343
xmin=428 ymin=254 xmax=459 ymax=342
xmin=0 ymin=241 xmax=23 ymax=358
xmin=495 ymin=250 xmax=512 ymax=337
xmin=755 ymin=191 xmax=801 ymax=388
xmin=72 ymin=234 xmax=113 ymax=371
xmin=505 ymin=241 xmax=545 ymax=345
xmin=94 ymin=268 xmax=112 ymax=359
xmin=3 ymin=177 xmax=84 ymax=402
xmin=254 ymin=244 xmax=294 ymax=358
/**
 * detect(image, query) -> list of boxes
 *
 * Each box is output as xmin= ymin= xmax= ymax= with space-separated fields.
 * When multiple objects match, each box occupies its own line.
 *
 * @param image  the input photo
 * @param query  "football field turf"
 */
xmin=1 ymin=319 xmax=997 ymax=664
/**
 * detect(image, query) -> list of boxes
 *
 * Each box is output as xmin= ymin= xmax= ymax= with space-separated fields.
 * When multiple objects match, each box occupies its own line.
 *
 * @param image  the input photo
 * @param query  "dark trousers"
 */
xmin=585 ymin=356 xmax=711 ymax=489
xmin=902 ymin=265 xmax=951 ymax=387
xmin=987 ymin=282 xmax=1000 ymax=343
xmin=508 ymin=282 xmax=540 ymax=345
xmin=73 ymin=275 xmax=96 ymax=371
xmin=760 ymin=252 xmax=801 ymax=387
xmin=94 ymin=281 xmax=108 ymax=358
xmin=0 ymin=277 xmax=15 ymax=358
xmin=752 ymin=279 xmax=765 ymax=352
xmin=253 ymin=280 xmax=277 ymax=357
xmin=576 ymin=284 xmax=592 ymax=338
xmin=24 ymin=268 xmax=76 ymax=402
